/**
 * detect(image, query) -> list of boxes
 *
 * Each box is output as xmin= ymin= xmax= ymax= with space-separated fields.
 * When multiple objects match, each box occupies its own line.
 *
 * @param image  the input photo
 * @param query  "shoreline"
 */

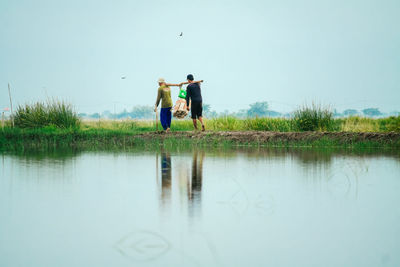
xmin=1 ymin=129 xmax=400 ymax=151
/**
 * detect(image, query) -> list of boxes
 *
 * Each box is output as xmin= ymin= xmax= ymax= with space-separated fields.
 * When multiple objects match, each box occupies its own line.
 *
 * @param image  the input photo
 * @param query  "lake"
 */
xmin=1 ymin=148 xmax=399 ymax=267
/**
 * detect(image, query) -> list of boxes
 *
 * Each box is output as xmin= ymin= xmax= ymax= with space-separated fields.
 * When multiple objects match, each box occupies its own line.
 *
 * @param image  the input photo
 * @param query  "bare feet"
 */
xmin=166 ymin=128 xmax=170 ymax=133
xmin=201 ymin=125 xmax=205 ymax=131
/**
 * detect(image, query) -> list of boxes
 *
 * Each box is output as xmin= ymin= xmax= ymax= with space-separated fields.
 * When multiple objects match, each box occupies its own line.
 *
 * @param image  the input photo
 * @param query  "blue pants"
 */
xmin=160 ymin=107 xmax=172 ymax=130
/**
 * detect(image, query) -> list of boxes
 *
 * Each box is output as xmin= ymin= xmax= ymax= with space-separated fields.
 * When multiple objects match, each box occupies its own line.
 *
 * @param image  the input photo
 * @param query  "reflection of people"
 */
xmin=160 ymin=151 xmax=172 ymax=205
xmin=154 ymin=78 xmax=181 ymax=132
xmin=158 ymin=150 xmax=205 ymax=218
xmin=188 ymin=151 xmax=204 ymax=216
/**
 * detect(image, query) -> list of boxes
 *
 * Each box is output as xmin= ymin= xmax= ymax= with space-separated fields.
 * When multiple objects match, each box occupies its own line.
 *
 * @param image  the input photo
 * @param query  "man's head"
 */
xmin=158 ymin=78 xmax=165 ymax=86
xmin=187 ymin=74 xmax=194 ymax=83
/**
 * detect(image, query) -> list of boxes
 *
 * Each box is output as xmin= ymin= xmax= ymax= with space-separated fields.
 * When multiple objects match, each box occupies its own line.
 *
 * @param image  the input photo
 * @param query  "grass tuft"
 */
xmin=293 ymin=103 xmax=335 ymax=131
xmin=15 ymin=100 xmax=80 ymax=129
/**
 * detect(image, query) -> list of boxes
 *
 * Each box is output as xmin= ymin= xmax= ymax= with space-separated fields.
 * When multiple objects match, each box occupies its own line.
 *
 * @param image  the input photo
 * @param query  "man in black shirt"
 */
xmin=185 ymin=74 xmax=205 ymax=131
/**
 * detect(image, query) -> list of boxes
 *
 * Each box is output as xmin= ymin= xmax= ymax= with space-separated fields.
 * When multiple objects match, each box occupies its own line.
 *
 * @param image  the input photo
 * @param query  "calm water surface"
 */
xmin=1 ymin=148 xmax=399 ymax=267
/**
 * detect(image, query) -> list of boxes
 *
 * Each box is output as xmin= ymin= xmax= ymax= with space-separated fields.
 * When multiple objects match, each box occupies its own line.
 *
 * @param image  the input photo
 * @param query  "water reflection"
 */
xmin=158 ymin=150 xmax=204 ymax=218
xmin=189 ymin=151 xmax=204 ymax=217
xmin=2 ymin=149 xmax=81 ymax=165
xmin=2 ymin=147 xmax=398 ymax=167
xmin=2 ymin=147 xmax=400 ymax=267
xmin=160 ymin=151 xmax=172 ymax=207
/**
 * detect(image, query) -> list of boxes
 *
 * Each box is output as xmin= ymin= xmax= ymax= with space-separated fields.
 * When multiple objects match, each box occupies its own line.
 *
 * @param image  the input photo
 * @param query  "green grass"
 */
xmin=1 ymin=125 xmax=399 ymax=152
xmin=79 ymin=115 xmax=400 ymax=133
xmin=1 ymin=101 xmax=399 ymax=151
xmin=14 ymin=100 xmax=80 ymax=129
xmin=7 ymin=101 xmax=400 ymax=133
xmin=242 ymin=117 xmax=294 ymax=131
xmin=293 ymin=103 xmax=336 ymax=131
xmin=377 ymin=116 xmax=400 ymax=132
xmin=3 ymin=115 xmax=400 ymax=135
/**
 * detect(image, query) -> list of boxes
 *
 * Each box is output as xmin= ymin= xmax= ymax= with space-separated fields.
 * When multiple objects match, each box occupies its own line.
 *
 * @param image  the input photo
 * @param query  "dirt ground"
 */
xmin=139 ymin=131 xmax=400 ymax=144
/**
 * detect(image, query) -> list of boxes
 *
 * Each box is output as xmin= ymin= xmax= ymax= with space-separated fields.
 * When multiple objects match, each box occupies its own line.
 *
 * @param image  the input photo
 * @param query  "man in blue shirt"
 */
xmin=185 ymin=74 xmax=205 ymax=131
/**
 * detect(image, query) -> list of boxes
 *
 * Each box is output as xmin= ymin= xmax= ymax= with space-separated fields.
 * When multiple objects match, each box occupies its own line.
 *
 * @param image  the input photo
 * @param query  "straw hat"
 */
xmin=158 ymin=78 xmax=165 ymax=83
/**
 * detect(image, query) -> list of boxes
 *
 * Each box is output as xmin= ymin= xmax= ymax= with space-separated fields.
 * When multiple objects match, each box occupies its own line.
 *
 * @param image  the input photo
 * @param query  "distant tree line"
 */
xmin=335 ymin=108 xmax=399 ymax=117
xmin=79 ymin=106 xmax=154 ymax=120
xmin=78 ymin=102 xmax=399 ymax=119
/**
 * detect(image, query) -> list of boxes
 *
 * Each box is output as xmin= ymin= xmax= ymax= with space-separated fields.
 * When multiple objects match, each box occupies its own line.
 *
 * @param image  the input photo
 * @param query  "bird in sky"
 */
xmin=121 ymin=76 xmax=126 ymax=79
xmin=179 ymin=32 xmax=183 ymax=37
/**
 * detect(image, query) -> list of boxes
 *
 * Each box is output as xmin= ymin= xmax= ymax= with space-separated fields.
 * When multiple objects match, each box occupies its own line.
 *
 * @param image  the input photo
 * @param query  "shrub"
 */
xmin=378 ymin=116 xmax=400 ymax=132
xmin=15 ymin=100 xmax=80 ymax=129
xmin=293 ymin=104 xmax=335 ymax=131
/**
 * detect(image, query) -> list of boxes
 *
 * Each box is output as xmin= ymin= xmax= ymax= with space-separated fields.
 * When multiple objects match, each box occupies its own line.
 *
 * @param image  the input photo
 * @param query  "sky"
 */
xmin=1 ymin=0 xmax=399 ymax=114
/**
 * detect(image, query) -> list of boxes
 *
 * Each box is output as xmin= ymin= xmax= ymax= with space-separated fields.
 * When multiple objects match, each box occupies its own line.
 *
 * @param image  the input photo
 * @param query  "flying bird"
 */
xmin=121 ymin=76 xmax=126 ymax=79
xmin=179 ymin=32 xmax=183 ymax=36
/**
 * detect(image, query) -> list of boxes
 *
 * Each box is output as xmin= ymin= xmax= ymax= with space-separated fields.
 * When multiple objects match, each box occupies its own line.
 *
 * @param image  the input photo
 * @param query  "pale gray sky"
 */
xmin=1 ymin=0 xmax=399 ymax=113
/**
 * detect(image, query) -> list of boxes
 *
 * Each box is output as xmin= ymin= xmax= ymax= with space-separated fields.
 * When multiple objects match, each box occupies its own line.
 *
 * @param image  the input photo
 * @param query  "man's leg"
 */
xmin=191 ymin=103 xmax=198 ymax=130
xmin=160 ymin=108 xmax=168 ymax=131
xmin=198 ymin=117 xmax=205 ymax=131
xmin=192 ymin=119 xmax=198 ymax=130
xmin=166 ymin=108 xmax=172 ymax=132
xmin=198 ymin=102 xmax=205 ymax=131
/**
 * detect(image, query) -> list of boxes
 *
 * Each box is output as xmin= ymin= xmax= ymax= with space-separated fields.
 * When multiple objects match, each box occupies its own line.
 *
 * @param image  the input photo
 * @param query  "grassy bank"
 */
xmin=1 ymin=126 xmax=399 ymax=151
xmin=7 ymin=100 xmax=400 ymax=133
xmin=79 ymin=115 xmax=400 ymax=133
xmin=2 ymin=103 xmax=400 ymax=151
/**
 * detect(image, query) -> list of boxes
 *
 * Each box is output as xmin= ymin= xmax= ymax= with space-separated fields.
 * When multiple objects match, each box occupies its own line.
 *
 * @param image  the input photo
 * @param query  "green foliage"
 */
xmin=14 ymin=100 xmax=80 ymax=129
xmin=247 ymin=101 xmax=269 ymax=117
xmin=90 ymin=113 xmax=100 ymax=119
xmin=169 ymin=119 xmax=193 ymax=131
xmin=343 ymin=109 xmax=359 ymax=116
xmin=242 ymin=117 xmax=293 ymax=131
xmin=202 ymin=104 xmax=218 ymax=118
xmin=293 ymin=104 xmax=335 ymax=131
xmin=340 ymin=116 xmax=379 ymax=132
xmin=8 ymin=102 xmax=400 ymax=135
xmin=362 ymin=108 xmax=382 ymax=117
xmin=129 ymin=106 xmax=153 ymax=119
xmin=208 ymin=117 xmax=244 ymax=131
xmin=78 ymin=115 xmax=398 ymax=133
xmin=203 ymin=104 xmax=211 ymax=114
xmin=1 ymin=126 xmax=399 ymax=152
xmin=378 ymin=116 xmax=400 ymax=132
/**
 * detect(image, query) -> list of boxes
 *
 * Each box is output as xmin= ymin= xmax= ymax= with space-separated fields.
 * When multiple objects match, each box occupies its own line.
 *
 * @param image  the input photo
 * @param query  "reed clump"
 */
xmin=293 ymin=104 xmax=335 ymax=131
xmin=15 ymin=100 xmax=80 ymax=129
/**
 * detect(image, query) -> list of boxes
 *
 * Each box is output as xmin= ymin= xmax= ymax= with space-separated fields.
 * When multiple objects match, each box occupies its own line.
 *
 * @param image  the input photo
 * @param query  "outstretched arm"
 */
xmin=165 ymin=83 xmax=181 ymax=87
xmin=179 ymin=80 xmax=204 ymax=86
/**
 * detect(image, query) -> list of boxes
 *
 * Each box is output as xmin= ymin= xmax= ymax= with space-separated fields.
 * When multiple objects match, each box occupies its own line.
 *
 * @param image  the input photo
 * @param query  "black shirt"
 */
xmin=186 ymin=83 xmax=202 ymax=104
